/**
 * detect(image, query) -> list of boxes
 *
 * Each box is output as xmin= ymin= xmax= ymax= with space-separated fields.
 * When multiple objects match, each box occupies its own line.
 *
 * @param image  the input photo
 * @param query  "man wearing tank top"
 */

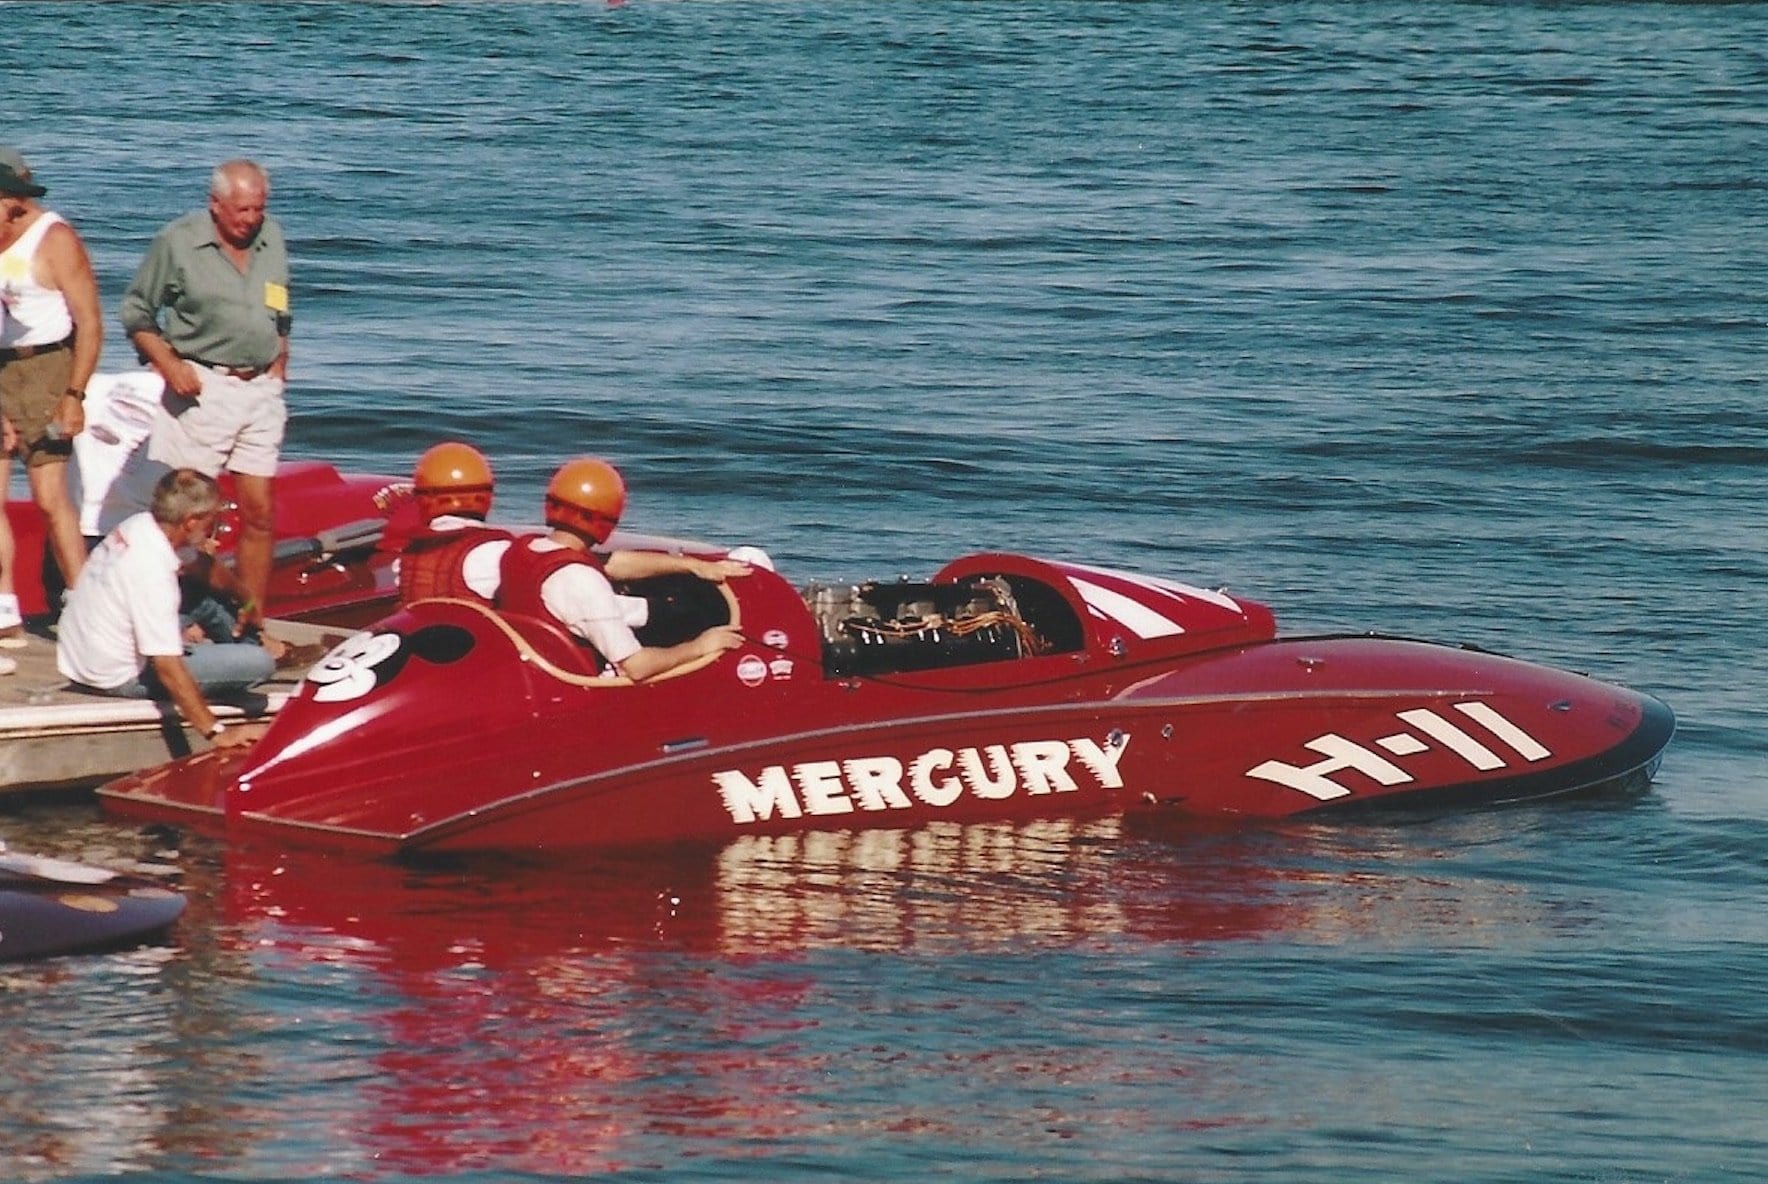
xmin=0 ymin=147 xmax=102 ymax=654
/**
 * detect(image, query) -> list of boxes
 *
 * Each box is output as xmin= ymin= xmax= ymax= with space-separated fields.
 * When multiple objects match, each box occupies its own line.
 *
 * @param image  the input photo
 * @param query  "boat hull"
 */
xmin=100 ymin=553 xmax=1675 ymax=856
xmin=401 ymin=685 xmax=1673 ymax=854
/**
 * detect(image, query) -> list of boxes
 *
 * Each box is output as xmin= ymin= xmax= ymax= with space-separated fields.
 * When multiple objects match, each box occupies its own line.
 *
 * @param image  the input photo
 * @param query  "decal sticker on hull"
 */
xmin=1072 ymin=578 xmax=1186 ymax=639
xmin=735 ymin=654 xmax=769 ymax=687
xmin=305 ymin=632 xmax=403 ymax=703
xmin=301 ymin=625 xmax=476 ymax=703
xmin=712 ymin=735 xmax=1131 ymax=825
xmin=1245 ymin=702 xmax=1553 ymax=801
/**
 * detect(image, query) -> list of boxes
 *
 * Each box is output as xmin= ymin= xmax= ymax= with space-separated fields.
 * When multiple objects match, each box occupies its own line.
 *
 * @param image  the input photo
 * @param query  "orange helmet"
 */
xmin=413 ymin=442 xmax=494 ymax=521
xmin=545 ymin=456 xmax=627 ymax=544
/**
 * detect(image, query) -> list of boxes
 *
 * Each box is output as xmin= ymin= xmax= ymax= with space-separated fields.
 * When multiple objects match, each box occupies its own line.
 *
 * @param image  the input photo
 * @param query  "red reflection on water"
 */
xmin=202 ymin=843 xmax=811 ymax=1176
xmin=164 ymin=815 xmax=1548 ymax=1175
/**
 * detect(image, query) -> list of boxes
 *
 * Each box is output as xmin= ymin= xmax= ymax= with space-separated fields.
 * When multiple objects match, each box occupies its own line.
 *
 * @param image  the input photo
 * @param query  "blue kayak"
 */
xmin=0 ymin=847 xmax=186 ymax=962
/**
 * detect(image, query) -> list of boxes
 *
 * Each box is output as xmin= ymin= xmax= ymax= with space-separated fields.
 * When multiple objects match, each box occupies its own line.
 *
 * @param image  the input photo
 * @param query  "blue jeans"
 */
xmin=181 ymin=594 xmax=240 ymax=645
xmin=97 ymin=642 xmax=276 ymax=700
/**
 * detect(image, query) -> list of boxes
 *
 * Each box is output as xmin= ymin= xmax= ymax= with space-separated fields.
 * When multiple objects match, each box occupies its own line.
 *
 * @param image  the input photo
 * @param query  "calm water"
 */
xmin=4 ymin=2 xmax=1767 ymax=1180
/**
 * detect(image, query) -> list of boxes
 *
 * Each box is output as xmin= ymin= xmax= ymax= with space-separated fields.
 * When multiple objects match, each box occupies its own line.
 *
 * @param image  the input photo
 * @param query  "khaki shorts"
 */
xmin=0 ymin=346 xmax=75 ymax=469
xmin=147 ymin=365 xmax=287 ymax=478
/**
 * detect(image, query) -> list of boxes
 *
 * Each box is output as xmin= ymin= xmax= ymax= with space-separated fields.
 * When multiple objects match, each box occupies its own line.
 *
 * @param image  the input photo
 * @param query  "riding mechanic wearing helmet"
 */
xmin=396 ymin=441 xmax=513 ymax=605
xmin=496 ymin=456 xmax=750 ymax=681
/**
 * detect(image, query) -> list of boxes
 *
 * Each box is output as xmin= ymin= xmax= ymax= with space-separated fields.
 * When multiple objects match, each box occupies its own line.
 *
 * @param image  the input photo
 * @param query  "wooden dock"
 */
xmin=0 ymin=620 xmax=350 ymax=795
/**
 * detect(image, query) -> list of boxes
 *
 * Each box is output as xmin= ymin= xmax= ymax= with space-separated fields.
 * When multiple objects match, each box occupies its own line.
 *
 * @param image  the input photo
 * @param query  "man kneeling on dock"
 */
xmin=57 ymin=468 xmax=270 ymax=748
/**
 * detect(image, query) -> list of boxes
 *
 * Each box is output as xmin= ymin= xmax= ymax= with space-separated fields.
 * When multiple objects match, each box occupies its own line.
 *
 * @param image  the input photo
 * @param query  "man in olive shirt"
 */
xmin=120 ymin=159 xmax=290 ymax=632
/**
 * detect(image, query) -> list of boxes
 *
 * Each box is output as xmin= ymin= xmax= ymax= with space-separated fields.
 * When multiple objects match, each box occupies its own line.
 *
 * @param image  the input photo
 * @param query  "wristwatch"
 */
xmin=205 ymin=720 xmax=227 ymax=738
xmin=62 ymin=387 xmax=85 ymax=401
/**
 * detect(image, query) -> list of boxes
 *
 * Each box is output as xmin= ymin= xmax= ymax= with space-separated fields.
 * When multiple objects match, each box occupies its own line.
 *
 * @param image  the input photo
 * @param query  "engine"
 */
xmin=807 ymin=576 xmax=1045 ymax=677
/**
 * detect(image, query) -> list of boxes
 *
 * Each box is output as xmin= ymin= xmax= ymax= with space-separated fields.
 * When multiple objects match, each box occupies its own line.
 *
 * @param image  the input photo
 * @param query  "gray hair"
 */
xmin=150 ymin=469 xmax=222 ymax=526
xmin=209 ymin=159 xmax=269 ymax=200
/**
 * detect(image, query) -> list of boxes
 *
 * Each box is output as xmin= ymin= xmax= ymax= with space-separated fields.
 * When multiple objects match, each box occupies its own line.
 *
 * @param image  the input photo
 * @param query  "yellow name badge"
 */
xmin=264 ymin=282 xmax=289 ymax=313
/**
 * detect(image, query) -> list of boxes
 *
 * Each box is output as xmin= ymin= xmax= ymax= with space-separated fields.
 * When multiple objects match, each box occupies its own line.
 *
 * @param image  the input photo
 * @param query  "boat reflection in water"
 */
xmin=99 ymin=809 xmax=1599 ymax=1177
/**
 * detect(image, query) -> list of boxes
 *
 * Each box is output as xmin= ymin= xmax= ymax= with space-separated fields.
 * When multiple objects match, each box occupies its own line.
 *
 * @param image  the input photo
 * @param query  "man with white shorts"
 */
xmin=120 ymin=159 xmax=290 ymax=635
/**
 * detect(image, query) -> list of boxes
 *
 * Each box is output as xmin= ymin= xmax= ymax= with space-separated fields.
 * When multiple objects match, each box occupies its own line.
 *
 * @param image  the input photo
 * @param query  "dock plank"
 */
xmin=0 ymin=621 xmax=353 ymax=795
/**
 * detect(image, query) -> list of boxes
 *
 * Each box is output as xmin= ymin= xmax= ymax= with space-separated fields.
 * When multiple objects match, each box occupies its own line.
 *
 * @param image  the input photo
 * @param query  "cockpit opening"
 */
xmin=618 ymin=566 xmax=1088 ymax=680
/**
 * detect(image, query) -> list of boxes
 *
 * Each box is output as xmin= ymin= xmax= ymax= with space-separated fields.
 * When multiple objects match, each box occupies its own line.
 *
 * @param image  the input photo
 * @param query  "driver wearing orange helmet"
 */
xmin=396 ymin=442 xmax=513 ymax=605
xmin=496 ymin=456 xmax=748 ymax=681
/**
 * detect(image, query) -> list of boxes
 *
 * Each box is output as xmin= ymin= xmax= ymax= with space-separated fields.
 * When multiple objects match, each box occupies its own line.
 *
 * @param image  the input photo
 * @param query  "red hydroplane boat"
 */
xmin=5 ymin=371 xmax=409 ymax=626
xmin=99 ymin=545 xmax=1675 ymax=855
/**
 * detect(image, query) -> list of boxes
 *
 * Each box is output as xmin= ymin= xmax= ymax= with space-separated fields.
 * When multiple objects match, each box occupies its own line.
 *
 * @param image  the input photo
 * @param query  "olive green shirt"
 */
xmin=120 ymin=209 xmax=292 ymax=369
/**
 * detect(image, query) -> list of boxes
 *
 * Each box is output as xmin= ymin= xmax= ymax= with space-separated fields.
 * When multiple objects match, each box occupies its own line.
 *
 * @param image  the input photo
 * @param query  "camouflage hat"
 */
xmin=0 ymin=147 xmax=47 ymax=198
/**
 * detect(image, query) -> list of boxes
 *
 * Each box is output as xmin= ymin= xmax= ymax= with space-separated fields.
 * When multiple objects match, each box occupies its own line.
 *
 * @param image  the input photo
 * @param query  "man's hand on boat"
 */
xmin=602 ymin=552 xmax=754 ymax=584
xmin=614 ymin=623 xmax=745 ymax=683
xmin=212 ymin=721 xmax=270 ymax=750
xmin=693 ymin=558 xmax=753 ymax=583
xmin=698 ymin=625 xmax=745 ymax=656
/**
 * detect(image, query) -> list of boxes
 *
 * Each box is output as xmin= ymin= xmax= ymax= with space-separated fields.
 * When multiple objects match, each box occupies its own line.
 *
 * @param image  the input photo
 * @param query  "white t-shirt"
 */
xmin=526 ymin=538 xmax=643 ymax=669
xmin=56 ymin=511 xmax=184 ymax=689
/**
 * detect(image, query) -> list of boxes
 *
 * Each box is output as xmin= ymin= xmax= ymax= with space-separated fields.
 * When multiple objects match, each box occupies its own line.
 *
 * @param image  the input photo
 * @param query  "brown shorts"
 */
xmin=0 ymin=347 xmax=75 ymax=468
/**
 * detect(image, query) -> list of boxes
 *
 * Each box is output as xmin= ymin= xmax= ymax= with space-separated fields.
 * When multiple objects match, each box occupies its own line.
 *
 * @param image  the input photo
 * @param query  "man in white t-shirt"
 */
xmin=57 ymin=468 xmax=270 ymax=747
